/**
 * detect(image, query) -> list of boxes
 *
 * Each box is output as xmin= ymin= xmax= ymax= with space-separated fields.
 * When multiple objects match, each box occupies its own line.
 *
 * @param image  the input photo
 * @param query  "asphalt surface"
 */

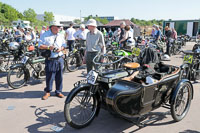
xmin=0 ymin=42 xmax=200 ymax=133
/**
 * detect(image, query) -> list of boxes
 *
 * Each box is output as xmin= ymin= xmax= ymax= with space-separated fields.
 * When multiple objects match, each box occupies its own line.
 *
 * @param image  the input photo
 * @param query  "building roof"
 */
xmin=104 ymin=19 xmax=135 ymax=27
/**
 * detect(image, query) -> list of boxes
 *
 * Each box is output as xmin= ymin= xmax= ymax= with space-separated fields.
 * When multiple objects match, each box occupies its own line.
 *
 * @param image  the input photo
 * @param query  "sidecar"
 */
xmin=106 ymin=62 xmax=193 ymax=122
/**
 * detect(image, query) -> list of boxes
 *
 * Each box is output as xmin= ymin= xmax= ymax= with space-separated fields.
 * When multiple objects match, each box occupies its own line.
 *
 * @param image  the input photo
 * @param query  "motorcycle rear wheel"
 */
xmin=170 ymin=82 xmax=192 ymax=121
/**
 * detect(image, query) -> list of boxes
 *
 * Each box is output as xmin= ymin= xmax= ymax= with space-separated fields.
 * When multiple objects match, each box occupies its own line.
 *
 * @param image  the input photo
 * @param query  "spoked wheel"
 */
xmin=170 ymin=82 xmax=192 ymax=122
xmin=7 ymin=67 xmax=27 ymax=89
xmin=64 ymin=86 xmax=98 ymax=129
xmin=66 ymin=55 xmax=78 ymax=72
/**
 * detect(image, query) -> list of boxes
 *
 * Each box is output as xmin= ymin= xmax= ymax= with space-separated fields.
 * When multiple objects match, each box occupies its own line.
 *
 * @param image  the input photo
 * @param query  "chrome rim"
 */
xmin=68 ymin=89 xmax=96 ymax=125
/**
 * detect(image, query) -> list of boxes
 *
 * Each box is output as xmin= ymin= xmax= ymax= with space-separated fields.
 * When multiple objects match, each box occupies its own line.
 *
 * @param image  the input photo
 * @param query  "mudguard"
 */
xmin=170 ymin=79 xmax=193 ymax=104
xmin=65 ymin=83 xmax=102 ymax=117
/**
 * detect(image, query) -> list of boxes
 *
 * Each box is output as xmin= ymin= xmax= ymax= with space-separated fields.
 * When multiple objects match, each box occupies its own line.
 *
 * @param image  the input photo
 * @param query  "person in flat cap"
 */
xmin=38 ymin=21 xmax=66 ymax=100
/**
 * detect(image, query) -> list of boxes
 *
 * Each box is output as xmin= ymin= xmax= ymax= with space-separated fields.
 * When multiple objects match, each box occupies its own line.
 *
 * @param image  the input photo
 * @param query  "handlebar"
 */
xmin=92 ymin=53 xmax=127 ymax=66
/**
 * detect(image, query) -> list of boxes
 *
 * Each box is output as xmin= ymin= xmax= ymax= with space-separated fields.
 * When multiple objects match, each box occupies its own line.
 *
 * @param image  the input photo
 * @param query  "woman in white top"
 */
xmin=119 ymin=25 xmax=135 ymax=48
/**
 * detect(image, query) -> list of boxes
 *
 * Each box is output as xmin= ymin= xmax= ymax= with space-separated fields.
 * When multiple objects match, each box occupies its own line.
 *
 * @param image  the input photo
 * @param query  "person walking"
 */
xmin=65 ymin=23 xmax=76 ymax=52
xmin=39 ymin=22 xmax=66 ymax=100
xmin=85 ymin=19 xmax=105 ymax=73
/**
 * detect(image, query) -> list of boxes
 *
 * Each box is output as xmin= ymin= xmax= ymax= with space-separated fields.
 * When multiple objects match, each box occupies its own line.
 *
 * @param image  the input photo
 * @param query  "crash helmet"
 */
xmin=9 ymin=42 xmax=20 ymax=50
xmin=162 ymin=54 xmax=170 ymax=61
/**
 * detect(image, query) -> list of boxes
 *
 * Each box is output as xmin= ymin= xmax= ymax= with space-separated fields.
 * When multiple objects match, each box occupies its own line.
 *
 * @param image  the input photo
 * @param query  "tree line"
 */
xmin=130 ymin=18 xmax=164 ymax=26
xmin=0 ymin=2 xmax=164 ymax=29
xmin=0 ymin=2 xmax=54 ymax=29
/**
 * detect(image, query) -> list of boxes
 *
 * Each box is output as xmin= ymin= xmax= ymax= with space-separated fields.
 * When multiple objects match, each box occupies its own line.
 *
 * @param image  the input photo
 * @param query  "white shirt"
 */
xmin=74 ymin=29 xmax=89 ymax=40
xmin=66 ymin=27 xmax=76 ymax=40
xmin=127 ymin=31 xmax=134 ymax=42
xmin=25 ymin=34 xmax=32 ymax=41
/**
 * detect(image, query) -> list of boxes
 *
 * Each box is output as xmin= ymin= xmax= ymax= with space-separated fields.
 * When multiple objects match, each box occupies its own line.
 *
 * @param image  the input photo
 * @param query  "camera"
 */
xmin=53 ymin=47 xmax=59 ymax=52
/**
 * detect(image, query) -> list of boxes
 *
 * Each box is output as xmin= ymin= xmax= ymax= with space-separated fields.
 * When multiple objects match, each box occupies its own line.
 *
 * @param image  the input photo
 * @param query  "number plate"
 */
xmin=86 ymin=70 xmax=98 ymax=85
xmin=132 ymin=47 xmax=141 ymax=57
xmin=21 ymin=56 xmax=29 ymax=64
xmin=183 ymin=55 xmax=193 ymax=64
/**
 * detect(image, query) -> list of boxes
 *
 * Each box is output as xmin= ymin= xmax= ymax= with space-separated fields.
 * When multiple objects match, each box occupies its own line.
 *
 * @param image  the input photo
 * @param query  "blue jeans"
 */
xmin=44 ymin=57 xmax=64 ymax=94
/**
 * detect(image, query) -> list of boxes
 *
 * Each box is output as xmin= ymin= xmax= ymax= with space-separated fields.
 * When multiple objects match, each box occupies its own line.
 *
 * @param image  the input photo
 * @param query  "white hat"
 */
xmin=50 ymin=21 xmax=63 ymax=27
xmin=120 ymin=21 xmax=126 ymax=26
xmin=80 ymin=24 xmax=85 ymax=29
xmin=86 ymin=19 xmax=97 ymax=27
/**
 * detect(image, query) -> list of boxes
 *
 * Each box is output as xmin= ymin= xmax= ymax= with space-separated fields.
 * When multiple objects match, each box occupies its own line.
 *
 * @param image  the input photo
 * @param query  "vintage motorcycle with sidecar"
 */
xmin=64 ymin=51 xmax=193 ymax=129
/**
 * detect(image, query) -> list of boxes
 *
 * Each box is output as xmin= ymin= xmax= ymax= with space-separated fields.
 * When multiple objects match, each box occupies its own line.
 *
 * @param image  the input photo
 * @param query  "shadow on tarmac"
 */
xmin=179 ymin=130 xmax=200 ymax=133
xmin=25 ymin=105 xmax=176 ymax=133
xmin=0 ymin=90 xmax=69 ymax=99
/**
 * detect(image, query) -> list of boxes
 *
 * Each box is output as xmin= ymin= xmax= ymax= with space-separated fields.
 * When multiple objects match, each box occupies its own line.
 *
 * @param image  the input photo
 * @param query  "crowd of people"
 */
xmin=0 ymin=19 xmax=180 ymax=100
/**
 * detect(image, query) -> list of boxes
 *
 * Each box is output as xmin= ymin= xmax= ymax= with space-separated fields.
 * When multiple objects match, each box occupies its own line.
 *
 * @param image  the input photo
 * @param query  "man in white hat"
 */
xmin=85 ymin=19 xmax=105 ymax=73
xmin=38 ymin=21 xmax=66 ymax=100
xmin=74 ymin=24 xmax=89 ymax=47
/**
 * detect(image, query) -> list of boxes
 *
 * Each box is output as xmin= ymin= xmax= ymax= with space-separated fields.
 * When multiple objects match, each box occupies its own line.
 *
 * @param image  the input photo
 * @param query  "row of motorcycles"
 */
xmin=0 ymin=32 xmax=193 ymax=89
xmin=0 ymin=33 xmax=84 ymax=89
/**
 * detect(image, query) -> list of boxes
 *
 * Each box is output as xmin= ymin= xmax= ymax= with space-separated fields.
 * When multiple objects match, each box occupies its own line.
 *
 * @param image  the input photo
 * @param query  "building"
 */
xmin=163 ymin=19 xmax=200 ymax=37
xmin=99 ymin=16 xmax=119 ymax=22
xmin=12 ymin=20 xmax=31 ymax=28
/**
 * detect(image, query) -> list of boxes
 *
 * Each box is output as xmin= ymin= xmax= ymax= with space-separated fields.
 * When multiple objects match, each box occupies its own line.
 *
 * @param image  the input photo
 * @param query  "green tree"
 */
xmin=23 ymin=8 xmax=37 ymax=25
xmin=73 ymin=19 xmax=81 ymax=24
xmin=84 ymin=15 xmax=109 ymax=25
xmin=44 ymin=11 xmax=54 ymax=24
xmin=131 ymin=17 xmax=163 ymax=26
xmin=0 ymin=12 xmax=9 ymax=25
xmin=0 ymin=3 xmax=19 ymax=22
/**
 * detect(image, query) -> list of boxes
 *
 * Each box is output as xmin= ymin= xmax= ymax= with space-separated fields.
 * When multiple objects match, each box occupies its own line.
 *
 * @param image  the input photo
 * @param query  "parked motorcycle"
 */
xmin=64 ymin=53 xmax=193 ymax=129
xmin=7 ymin=53 xmax=45 ymax=89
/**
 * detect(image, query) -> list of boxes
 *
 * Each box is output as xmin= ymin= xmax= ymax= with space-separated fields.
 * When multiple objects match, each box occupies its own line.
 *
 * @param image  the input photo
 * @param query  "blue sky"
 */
xmin=1 ymin=0 xmax=200 ymax=20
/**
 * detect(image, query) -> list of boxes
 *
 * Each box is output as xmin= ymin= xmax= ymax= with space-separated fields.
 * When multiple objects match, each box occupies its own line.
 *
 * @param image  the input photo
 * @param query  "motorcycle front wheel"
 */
xmin=7 ymin=67 xmax=27 ymax=89
xmin=64 ymin=86 xmax=98 ymax=129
